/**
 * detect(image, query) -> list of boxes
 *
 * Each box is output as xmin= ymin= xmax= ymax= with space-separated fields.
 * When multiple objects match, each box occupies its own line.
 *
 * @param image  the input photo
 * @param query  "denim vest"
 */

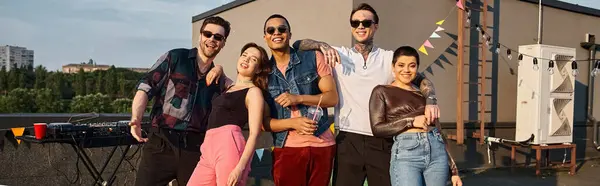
xmin=266 ymin=46 xmax=330 ymax=148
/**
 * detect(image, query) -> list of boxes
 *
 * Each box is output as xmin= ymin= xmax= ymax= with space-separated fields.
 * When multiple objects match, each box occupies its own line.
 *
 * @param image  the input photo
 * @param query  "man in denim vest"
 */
xmin=261 ymin=14 xmax=339 ymax=186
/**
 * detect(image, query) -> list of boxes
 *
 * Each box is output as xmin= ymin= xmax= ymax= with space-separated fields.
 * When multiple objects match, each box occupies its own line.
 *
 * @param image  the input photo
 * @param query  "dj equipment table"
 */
xmin=17 ymin=134 xmax=141 ymax=186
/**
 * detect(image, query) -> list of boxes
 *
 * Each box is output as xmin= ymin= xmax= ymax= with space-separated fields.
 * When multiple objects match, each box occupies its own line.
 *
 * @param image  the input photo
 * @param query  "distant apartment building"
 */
xmin=0 ymin=45 xmax=34 ymax=71
xmin=62 ymin=63 xmax=149 ymax=73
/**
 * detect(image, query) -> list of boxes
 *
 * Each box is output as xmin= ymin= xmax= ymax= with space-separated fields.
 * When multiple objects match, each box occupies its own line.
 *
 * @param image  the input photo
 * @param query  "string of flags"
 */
xmin=417 ymin=3 xmax=456 ymax=56
xmin=419 ymin=0 xmax=600 ymax=77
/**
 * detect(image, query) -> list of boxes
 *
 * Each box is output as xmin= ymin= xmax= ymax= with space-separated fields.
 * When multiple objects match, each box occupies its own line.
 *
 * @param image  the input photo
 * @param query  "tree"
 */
xmin=0 ymin=96 xmax=7 ymax=112
xmin=70 ymin=93 xmax=112 ymax=113
xmin=85 ymin=78 xmax=95 ymax=96
xmin=34 ymin=65 xmax=47 ymax=89
xmin=111 ymin=98 xmax=132 ymax=113
xmin=105 ymin=66 xmax=118 ymax=97
xmin=7 ymin=65 xmax=19 ymax=90
xmin=24 ymin=64 xmax=35 ymax=89
xmin=118 ymin=72 xmax=126 ymax=97
xmin=35 ymin=88 xmax=62 ymax=113
xmin=75 ymin=68 xmax=86 ymax=96
xmin=18 ymin=71 xmax=26 ymax=88
xmin=0 ymin=66 xmax=7 ymax=94
xmin=96 ymin=71 xmax=105 ymax=94
xmin=3 ymin=88 xmax=36 ymax=113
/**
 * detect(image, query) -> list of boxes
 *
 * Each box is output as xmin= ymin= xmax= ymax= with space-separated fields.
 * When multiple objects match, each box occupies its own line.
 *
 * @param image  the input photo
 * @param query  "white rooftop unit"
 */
xmin=515 ymin=44 xmax=576 ymax=145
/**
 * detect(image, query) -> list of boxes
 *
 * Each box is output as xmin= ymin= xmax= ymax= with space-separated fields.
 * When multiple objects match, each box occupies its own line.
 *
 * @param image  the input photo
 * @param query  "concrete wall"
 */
xmin=498 ymin=0 xmax=600 ymax=123
xmin=192 ymin=0 xmax=600 ymax=124
xmin=347 ymin=0 xmax=600 ymax=124
xmin=191 ymin=0 xmax=353 ymax=80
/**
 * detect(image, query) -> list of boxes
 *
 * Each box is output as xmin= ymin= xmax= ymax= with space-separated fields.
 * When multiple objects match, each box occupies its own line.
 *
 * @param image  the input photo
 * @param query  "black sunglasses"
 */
xmin=350 ymin=20 xmax=374 ymax=28
xmin=201 ymin=31 xmax=225 ymax=41
xmin=265 ymin=26 xmax=288 ymax=35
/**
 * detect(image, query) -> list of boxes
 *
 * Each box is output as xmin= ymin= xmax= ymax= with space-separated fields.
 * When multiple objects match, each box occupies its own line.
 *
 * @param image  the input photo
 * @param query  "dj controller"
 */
xmin=45 ymin=121 xmax=139 ymax=139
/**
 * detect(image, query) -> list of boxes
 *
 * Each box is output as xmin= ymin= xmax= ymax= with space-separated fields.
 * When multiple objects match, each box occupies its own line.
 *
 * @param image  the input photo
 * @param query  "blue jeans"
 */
xmin=390 ymin=128 xmax=449 ymax=186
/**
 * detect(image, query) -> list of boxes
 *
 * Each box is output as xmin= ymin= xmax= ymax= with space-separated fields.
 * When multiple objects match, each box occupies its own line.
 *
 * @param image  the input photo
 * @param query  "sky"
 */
xmin=0 ymin=0 xmax=233 ymax=71
xmin=0 ymin=0 xmax=598 ymax=71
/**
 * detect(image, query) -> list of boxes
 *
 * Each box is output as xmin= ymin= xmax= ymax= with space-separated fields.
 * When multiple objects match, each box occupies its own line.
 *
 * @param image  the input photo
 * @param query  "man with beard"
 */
xmin=295 ymin=3 xmax=464 ymax=186
xmin=261 ymin=14 xmax=339 ymax=186
xmin=129 ymin=16 xmax=233 ymax=186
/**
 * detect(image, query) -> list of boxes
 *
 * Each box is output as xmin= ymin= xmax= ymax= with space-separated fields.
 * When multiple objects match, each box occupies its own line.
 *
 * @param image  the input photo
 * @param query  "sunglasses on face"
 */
xmin=201 ymin=30 xmax=225 ymax=41
xmin=265 ymin=26 xmax=288 ymax=35
xmin=350 ymin=20 xmax=374 ymax=28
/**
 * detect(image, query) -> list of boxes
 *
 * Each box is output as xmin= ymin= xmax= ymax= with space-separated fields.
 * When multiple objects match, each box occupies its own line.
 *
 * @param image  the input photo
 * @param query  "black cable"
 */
xmin=460 ymin=7 xmax=596 ymax=62
xmin=71 ymin=135 xmax=82 ymax=185
xmin=48 ymin=143 xmax=79 ymax=184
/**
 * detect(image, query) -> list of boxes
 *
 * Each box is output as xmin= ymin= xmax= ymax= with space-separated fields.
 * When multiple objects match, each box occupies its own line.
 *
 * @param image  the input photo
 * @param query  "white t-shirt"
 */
xmin=333 ymin=46 xmax=394 ymax=136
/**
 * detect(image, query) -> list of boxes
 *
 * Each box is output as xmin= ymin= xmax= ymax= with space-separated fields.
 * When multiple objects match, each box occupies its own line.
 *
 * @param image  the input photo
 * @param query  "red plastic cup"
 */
xmin=33 ymin=123 xmax=47 ymax=140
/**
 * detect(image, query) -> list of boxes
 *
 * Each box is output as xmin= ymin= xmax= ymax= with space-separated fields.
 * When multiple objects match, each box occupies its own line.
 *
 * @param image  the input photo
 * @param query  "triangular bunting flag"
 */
xmin=11 ymin=127 xmax=25 ymax=144
xmin=424 ymin=40 xmax=434 ymax=49
xmin=436 ymin=20 xmax=445 ymax=25
xmin=433 ymin=59 xmax=445 ymax=69
xmin=435 ymin=26 xmax=445 ymax=32
xmin=446 ymin=32 xmax=458 ymax=40
xmin=425 ymin=66 xmax=434 ymax=74
xmin=418 ymin=45 xmax=429 ymax=55
xmin=330 ymin=123 xmax=335 ymax=133
xmin=457 ymin=0 xmax=465 ymax=10
xmin=439 ymin=54 xmax=452 ymax=65
xmin=255 ymin=148 xmax=265 ymax=161
xmin=430 ymin=32 xmax=441 ymax=39
xmin=445 ymin=47 xmax=458 ymax=56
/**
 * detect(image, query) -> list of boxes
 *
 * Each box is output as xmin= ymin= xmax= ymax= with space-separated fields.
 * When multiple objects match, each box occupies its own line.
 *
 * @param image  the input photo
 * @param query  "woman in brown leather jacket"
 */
xmin=369 ymin=46 xmax=462 ymax=186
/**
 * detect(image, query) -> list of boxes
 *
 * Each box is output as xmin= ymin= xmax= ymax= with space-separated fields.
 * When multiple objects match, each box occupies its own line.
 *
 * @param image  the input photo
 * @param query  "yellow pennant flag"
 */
xmin=11 ymin=127 xmax=25 ymax=144
xmin=330 ymin=123 xmax=335 ymax=133
xmin=419 ymin=45 xmax=429 ymax=55
xmin=436 ymin=19 xmax=445 ymax=25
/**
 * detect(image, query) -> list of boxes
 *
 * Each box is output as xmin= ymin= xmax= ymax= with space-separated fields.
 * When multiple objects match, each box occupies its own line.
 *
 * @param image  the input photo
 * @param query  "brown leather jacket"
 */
xmin=369 ymin=85 xmax=459 ymax=176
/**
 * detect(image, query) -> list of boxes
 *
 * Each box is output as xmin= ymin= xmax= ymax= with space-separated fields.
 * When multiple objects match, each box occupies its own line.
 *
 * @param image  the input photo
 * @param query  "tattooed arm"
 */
xmin=412 ymin=73 xmax=440 ymax=122
xmin=294 ymin=39 xmax=340 ymax=65
xmin=295 ymin=39 xmax=327 ymax=50
xmin=411 ymin=73 xmax=437 ymax=105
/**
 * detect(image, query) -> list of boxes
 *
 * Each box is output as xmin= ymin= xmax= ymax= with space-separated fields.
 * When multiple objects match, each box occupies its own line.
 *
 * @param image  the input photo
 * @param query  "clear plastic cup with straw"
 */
xmin=306 ymin=95 xmax=323 ymax=135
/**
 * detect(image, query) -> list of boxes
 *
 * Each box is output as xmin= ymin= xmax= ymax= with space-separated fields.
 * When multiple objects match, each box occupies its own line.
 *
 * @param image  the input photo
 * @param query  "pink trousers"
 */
xmin=187 ymin=125 xmax=252 ymax=186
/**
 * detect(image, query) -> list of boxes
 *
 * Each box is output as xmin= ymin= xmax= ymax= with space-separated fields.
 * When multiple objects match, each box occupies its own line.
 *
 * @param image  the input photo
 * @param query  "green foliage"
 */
xmin=2 ymin=88 xmax=36 ymax=113
xmin=0 ymin=66 xmax=7 ymax=93
xmin=0 ymin=65 xmax=146 ymax=113
xmin=112 ymin=98 xmax=133 ymax=113
xmin=70 ymin=93 xmax=112 ymax=113
xmin=34 ymin=65 xmax=48 ymax=89
xmin=35 ymin=88 xmax=63 ymax=113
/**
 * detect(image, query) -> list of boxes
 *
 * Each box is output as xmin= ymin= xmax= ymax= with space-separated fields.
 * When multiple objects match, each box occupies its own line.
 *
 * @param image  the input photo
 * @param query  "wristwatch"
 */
xmin=427 ymin=96 xmax=438 ymax=105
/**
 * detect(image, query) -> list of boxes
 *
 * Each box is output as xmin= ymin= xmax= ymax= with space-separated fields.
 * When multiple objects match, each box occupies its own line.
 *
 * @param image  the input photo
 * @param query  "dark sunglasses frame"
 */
xmin=350 ymin=20 xmax=374 ymax=28
xmin=265 ymin=26 xmax=288 ymax=35
xmin=201 ymin=30 xmax=225 ymax=41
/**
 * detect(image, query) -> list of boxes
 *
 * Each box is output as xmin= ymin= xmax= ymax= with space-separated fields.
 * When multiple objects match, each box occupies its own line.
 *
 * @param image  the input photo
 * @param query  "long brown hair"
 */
xmin=240 ymin=42 xmax=271 ymax=90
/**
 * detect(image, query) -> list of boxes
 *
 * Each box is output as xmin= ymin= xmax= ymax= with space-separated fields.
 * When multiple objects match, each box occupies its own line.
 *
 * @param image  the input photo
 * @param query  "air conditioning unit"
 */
xmin=515 ymin=44 xmax=576 ymax=145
